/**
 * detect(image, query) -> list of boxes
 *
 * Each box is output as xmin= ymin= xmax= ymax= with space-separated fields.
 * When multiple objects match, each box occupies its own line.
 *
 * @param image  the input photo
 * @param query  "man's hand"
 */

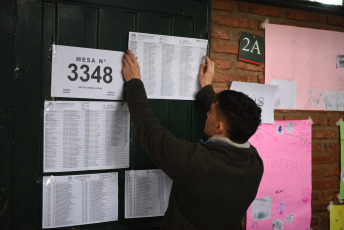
xmin=199 ymin=55 xmax=214 ymax=88
xmin=122 ymin=50 xmax=141 ymax=82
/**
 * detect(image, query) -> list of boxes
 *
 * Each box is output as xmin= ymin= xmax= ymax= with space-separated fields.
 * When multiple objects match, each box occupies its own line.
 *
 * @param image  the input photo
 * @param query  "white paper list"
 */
xmin=128 ymin=32 xmax=208 ymax=100
xmin=42 ymin=173 xmax=118 ymax=229
xmin=125 ymin=169 xmax=173 ymax=218
xmin=44 ymin=101 xmax=130 ymax=172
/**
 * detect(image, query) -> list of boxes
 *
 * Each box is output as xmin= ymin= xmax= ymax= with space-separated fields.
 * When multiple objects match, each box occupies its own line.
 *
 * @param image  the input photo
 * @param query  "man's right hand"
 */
xmin=199 ymin=55 xmax=214 ymax=88
xmin=122 ymin=50 xmax=141 ymax=82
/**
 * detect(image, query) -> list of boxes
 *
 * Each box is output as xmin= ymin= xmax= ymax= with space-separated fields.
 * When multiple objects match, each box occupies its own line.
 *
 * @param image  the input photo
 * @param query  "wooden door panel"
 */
xmin=5 ymin=0 xmax=210 ymax=229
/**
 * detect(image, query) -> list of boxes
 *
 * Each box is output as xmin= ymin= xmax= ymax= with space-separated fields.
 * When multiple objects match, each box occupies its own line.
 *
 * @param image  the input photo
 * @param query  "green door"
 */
xmin=0 ymin=0 xmax=210 ymax=229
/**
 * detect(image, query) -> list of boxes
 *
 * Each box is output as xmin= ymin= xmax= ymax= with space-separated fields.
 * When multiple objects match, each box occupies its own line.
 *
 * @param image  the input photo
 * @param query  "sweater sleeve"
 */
xmin=125 ymin=79 xmax=200 ymax=181
xmin=195 ymin=84 xmax=217 ymax=112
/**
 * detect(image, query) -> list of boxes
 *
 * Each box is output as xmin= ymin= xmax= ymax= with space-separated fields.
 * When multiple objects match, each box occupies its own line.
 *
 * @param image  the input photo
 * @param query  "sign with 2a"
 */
xmin=239 ymin=32 xmax=265 ymax=65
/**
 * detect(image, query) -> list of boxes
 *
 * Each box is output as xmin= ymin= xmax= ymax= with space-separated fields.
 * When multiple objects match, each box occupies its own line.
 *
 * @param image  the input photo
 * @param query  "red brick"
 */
xmin=323 ymin=191 xmax=338 ymax=201
xmin=276 ymin=110 xmax=297 ymax=113
xmin=312 ymin=155 xmax=334 ymax=164
xmin=312 ymin=180 xmax=337 ymax=189
xmin=312 ymin=130 xmax=336 ymax=139
xmin=285 ymin=116 xmax=308 ymax=121
xmin=244 ymin=74 xmax=254 ymax=82
xmin=285 ymin=115 xmax=325 ymax=126
xmin=239 ymin=3 xmax=249 ymax=12
xmin=245 ymin=75 xmax=253 ymax=82
xmin=213 ymin=72 xmax=252 ymax=83
xmin=322 ymin=215 xmax=330 ymax=226
xmin=312 ymin=203 xmax=330 ymax=212
xmin=311 ymin=215 xmax=320 ymax=225
xmin=236 ymin=75 xmax=252 ymax=82
xmin=236 ymin=61 xmax=264 ymax=72
xmin=310 ymin=116 xmax=327 ymax=126
xmin=312 ymin=143 xmax=321 ymax=151
xmin=312 ymin=167 xmax=320 ymax=176
xmin=212 ymin=43 xmax=239 ymax=54
xmin=312 ymin=192 xmax=320 ymax=201
xmin=313 ymin=165 xmax=340 ymax=178
xmin=274 ymin=115 xmax=284 ymax=120
xmin=325 ymin=143 xmax=340 ymax=153
xmin=212 ymin=15 xmax=255 ymax=29
xmin=213 ymin=85 xmax=229 ymax=93
xmin=287 ymin=11 xmax=322 ymax=23
xmin=258 ymin=21 xmax=264 ymax=30
xmin=214 ymin=59 xmax=231 ymax=70
xmin=211 ymin=28 xmax=230 ymax=39
xmin=258 ymin=74 xmax=264 ymax=83
xmin=213 ymin=72 xmax=235 ymax=83
xmin=239 ymin=3 xmax=280 ymax=17
xmin=327 ymin=15 xmax=344 ymax=27
xmin=323 ymin=167 xmax=340 ymax=177
xmin=212 ymin=0 xmax=232 ymax=11
xmin=328 ymin=117 xmax=342 ymax=126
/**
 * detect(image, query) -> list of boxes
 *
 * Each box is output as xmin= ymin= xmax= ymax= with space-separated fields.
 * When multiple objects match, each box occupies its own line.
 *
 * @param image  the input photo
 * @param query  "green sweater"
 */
xmin=125 ymin=79 xmax=263 ymax=230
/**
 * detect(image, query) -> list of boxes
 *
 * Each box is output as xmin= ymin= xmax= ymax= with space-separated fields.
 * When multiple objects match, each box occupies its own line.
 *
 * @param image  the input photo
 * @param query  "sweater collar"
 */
xmin=207 ymin=135 xmax=250 ymax=148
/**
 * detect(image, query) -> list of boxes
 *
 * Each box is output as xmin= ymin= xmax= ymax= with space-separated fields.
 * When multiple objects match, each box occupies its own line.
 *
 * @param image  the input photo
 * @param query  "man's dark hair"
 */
xmin=215 ymin=90 xmax=262 ymax=144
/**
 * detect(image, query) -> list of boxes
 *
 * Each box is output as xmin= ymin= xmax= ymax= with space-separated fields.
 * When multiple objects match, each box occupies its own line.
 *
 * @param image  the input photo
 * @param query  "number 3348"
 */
xmin=67 ymin=63 xmax=113 ymax=84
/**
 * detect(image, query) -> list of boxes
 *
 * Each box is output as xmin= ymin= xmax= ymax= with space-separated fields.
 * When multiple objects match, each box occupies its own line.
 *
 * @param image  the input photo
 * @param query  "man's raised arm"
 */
xmin=196 ymin=56 xmax=217 ymax=112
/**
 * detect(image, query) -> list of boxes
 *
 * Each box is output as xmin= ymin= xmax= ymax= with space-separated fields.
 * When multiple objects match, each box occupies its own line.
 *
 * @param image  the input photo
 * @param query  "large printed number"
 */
xmin=91 ymin=66 xmax=102 ymax=83
xmin=103 ymin=67 xmax=113 ymax=83
xmin=80 ymin=64 xmax=90 ymax=82
xmin=66 ymin=64 xmax=113 ymax=84
xmin=242 ymin=37 xmax=250 ymax=52
xmin=67 ymin=63 xmax=78 ymax=81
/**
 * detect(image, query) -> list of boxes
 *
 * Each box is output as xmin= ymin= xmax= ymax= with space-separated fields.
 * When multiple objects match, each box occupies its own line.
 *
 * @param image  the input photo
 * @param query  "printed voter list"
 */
xmin=128 ymin=32 xmax=208 ymax=100
xmin=43 ymin=100 xmax=130 ymax=172
xmin=42 ymin=173 xmax=118 ymax=228
xmin=51 ymin=45 xmax=124 ymax=100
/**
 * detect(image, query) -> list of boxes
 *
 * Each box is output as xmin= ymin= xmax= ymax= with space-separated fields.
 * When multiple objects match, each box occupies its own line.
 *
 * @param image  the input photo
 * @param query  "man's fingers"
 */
xmin=127 ymin=49 xmax=134 ymax=56
xmin=123 ymin=53 xmax=131 ymax=64
xmin=126 ymin=50 xmax=138 ymax=64
xmin=204 ymin=55 xmax=214 ymax=72
xmin=204 ymin=55 xmax=211 ymax=65
xmin=199 ymin=64 xmax=204 ymax=77
xmin=123 ymin=55 xmax=130 ymax=67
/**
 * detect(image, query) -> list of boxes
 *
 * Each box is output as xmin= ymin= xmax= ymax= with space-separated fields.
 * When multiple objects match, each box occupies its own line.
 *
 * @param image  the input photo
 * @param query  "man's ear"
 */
xmin=216 ymin=121 xmax=226 ymax=136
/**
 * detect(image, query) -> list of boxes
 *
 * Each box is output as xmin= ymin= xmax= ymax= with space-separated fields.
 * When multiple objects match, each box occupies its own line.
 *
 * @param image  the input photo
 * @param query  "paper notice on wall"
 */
xmin=251 ymin=196 xmax=272 ymax=221
xmin=230 ymin=81 xmax=278 ymax=124
xmin=330 ymin=205 xmax=344 ymax=230
xmin=337 ymin=55 xmax=344 ymax=68
xmin=42 ymin=172 xmax=118 ymax=228
xmin=128 ymin=32 xmax=208 ymax=100
xmin=340 ymin=122 xmax=344 ymax=199
xmin=51 ymin=45 xmax=125 ymax=100
xmin=265 ymin=24 xmax=344 ymax=111
xmin=125 ymin=169 xmax=172 ymax=218
xmin=247 ymin=120 xmax=312 ymax=230
xmin=43 ymin=100 xmax=130 ymax=172
xmin=324 ymin=91 xmax=344 ymax=111
xmin=270 ymin=79 xmax=297 ymax=110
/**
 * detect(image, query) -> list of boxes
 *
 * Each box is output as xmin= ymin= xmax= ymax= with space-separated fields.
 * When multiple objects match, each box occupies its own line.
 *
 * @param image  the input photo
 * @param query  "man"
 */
xmin=122 ymin=50 xmax=263 ymax=230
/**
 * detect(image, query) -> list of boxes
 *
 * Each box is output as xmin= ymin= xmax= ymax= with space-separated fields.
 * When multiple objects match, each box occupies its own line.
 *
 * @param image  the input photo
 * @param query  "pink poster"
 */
xmin=265 ymin=24 xmax=344 ymax=110
xmin=247 ymin=120 xmax=312 ymax=230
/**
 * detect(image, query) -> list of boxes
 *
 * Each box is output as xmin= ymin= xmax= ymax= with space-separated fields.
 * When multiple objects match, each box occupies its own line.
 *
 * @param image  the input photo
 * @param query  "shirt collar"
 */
xmin=207 ymin=135 xmax=250 ymax=148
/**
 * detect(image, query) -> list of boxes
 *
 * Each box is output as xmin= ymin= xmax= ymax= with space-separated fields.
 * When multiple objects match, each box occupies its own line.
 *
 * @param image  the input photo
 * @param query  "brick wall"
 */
xmin=210 ymin=0 xmax=344 ymax=229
